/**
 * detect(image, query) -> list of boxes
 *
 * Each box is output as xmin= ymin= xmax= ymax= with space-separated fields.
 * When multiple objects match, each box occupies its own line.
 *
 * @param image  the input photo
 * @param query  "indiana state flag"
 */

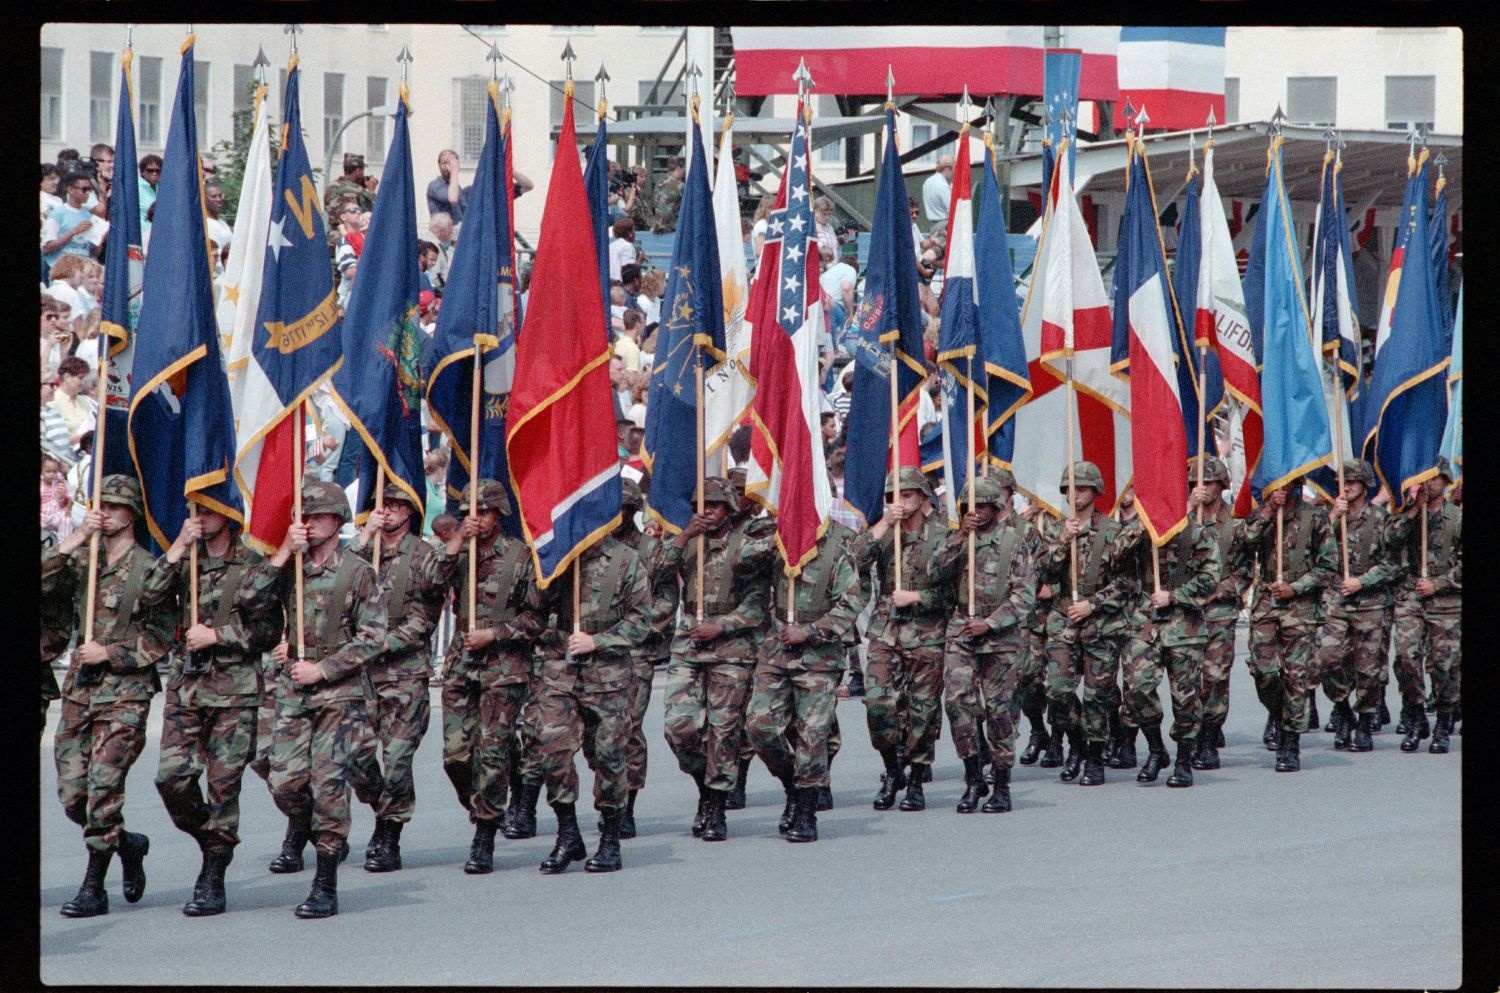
xmin=330 ymin=88 xmax=425 ymax=519
xmin=127 ymin=41 xmax=242 ymax=550
xmin=643 ymin=103 xmax=725 ymax=532
xmin=98 ymin=45 xmax=144 ymax=480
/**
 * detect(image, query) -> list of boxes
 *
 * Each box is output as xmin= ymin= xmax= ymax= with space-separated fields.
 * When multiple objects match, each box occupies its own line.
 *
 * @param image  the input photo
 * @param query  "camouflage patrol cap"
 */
xmin=1434 ymin=455 xmax=1455 ymax=481
xmin=461 ymin=479 xmax=512 ymax=516
xmin=381 ymin=482 xmax=424 ymax=513
xmin=958 ymin=475 xmax=1008 ymax=508
xmin=1059 ymin=461 xmax=1104 ymax=494
xmin=1190 ymin=455 xmax=1231 ymax=486
xmin=620 ymin=477 xmax=645 ymax=509
xmin=1342 ymin=459 xmax=1376 ymax=489
xmin=98 ymin=474 xmax=143 ymax=517
xmin=726 ymin=466 xmax=748 ymax=486
xmin=885 ymin=466 xmax=934 ymax=499
xmin=698 ymin=476 xmax=740 ymax=512
xmin=302 ymin=480 xmax=351 ymax=523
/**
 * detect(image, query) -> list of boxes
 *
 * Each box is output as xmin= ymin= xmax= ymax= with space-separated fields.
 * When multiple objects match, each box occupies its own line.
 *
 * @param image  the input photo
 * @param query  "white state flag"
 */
xmin=704 ymin=115 xmax=754 ymax=474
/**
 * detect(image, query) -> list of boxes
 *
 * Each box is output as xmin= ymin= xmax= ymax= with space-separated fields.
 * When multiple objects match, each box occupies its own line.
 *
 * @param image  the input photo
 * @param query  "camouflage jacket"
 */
xmin=1021 ymin=515 xmax=1057 ymax=633
xmin=659 ymin=520 xmax=775 ymax=664
xmin=323 ymin=177 xmax=374 ymax=214
xmin=1199 ymin=509 xmax=1249 ymax=623
xmin=42 ymin=542 xmax=170 ymax=705
xmin=139 ymin=538 xmax=283 ymax=707
xmin=929 ymin=513 xmax=1036 ymax=654
xmin=651 ymin=175 xmax=684 ymax=232
xmin=41 ymin=551 xmax=73 ymax=702
xmin=439 ymin=534 xmax=543 ymax=684
xmin=528 ymin=537 xmax=650 ymax=693
xmin=367 ymin=532 xmax=448 ymax=684
xmin=614 ymin=525 xmax=679 ymax=663
xmin=1035 ymin=513 xmax=1131 ymax=643
xmin=850 ymin=510 xmax=956 ymax=649
xmin=1321 ymin=502 xmax=1402 ymax=612
xmin=1243 ymin=501 xmax=1337 ymax=624
xmin=754 ymin=528 xmax=864 ymax=671
xmin=1113 ymin=518 xmax=1222 ymax=648
xmin=273 ymin=544 xmax=388 ymax=709
xmin=1387 ymin=503 xmax=1461 ymax=613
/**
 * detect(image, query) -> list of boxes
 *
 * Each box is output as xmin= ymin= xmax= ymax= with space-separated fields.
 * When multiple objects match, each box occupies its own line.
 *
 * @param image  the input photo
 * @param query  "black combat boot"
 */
xmin=1396 ymin=704 xmax=1414 ymax=736
xmin=1377 ymin=698 xmax=1391 ymax=731
xmin=1215 ymin=722 xmax=1226 ymax=748
xmin=1078 ymin=740 xmax=1107 ymax=786
xmin=981 ymin=766 xmax=1012 ymax=813
xmin=268 ymin=818 xmax=310 ymax=873
xmin=1332 ymin=700 xmax=1355 ymax=749
xmin=846 ymin=666 xmax=866 ymax=697
xmin=365 ymin=819 xmax=403 ymax=872
xmin=1275 ymin=730 xmax=1301 ymax=772
xmin=955 ymin=755 xmax=989 ymax=813
xmin=584 ymin=810 xmax=623 ymax=872
xmin=920 ymin=764 xmax=932 ymax=783
xmin=786 ymin=787 xmax=819 ymax=842
xmin=777 ymin=773 xmax=797 ymax=835
xmin=1323 ymin=697 xmax=1343 ymax=733
xmin=293 ymin=851 xmax=339 ymax=919
xmin=1018 ymin=706 xmax=1049 ymax=765
xmin=540 ymin=803 xmax=588 ymax=872
xmin=1307 ymin=693 xmax=1320 ymax=732
xmin=1428 ymin=712 xmax=1452 ymax=754
xmin=1060 ymin=727 xmax=1085 ymax=782
xmin=1349 ymin=712 xmax=1374 ymax=752
xmin=117 ymin=830 xmax=149 ymax=904
xmin=463 ymin=820 xmax=499 ymax=874
xmin=183 ymin=849 xmax=232 ymax=917
xmin=1038 ymin=723 xmax=1065 ymax=768
xmin=1101 ymin=712 xmax=1120 ymax=767
xmin=1166 ymin=739 xmax=1194 ymax=788
xmin=502 ymin=781 xmax=541 ymax=840
xmin=1111 ymin=726 xmax=1139 ymax=769
xmin=60 ymin=849 xmax=113 ymax=918
xmin=365 ymin=819 xmax=385 ymax=861
xmin=725 ymin=757 xmax=750 ymax=810
xmin=1425 ymin=697 xmax=1437 ymax=714
xmin=1193 ymin=719 xmax=1221 ymax=771
xmin=1401 ymin=708 xmax=1430 ymax=752
xmin=1262 ymin=711 xmax=1281 ymax=751
xmin=872 ymin=749 xmax=906 ymax=810
xmin=1137 ymin=725 xmax=1170 ymax=783
xmin=700 ymin=789 xmax=729 ymax=841
xmin=816 ymin=783 xmax=834 ymax=811
xmin=898 ymin=763 xmax=928 ymax=811
xmin=691 ymin=775 xmax=710 ymax=836
xmin=618 ymin=790 xmax=638 ymax=840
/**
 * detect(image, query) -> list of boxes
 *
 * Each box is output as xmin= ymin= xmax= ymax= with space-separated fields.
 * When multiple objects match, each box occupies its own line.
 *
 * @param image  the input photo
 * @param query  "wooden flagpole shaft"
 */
xmin=1420 ymin=507 xmax=1429 ymax=580
xmin=1064 ymin=359 xmax=1079 ymax=602
xmin=1151 ymin=542 xmax=1161 ymax=597
xmin=189 ymin=504 xmax=200 ymax=627
xmin=372 ymin=464 xmax=385 ymax=574
xmin=1330 ymin=364 xmax=1350 ymax=581
xmin=83 ymin=353 xmax=112 ymax=640
xmin=294 ymin=401 xmax=306 ymax=660
xmin=966 ymin=356 xmax=976 ymax=617
xmin=1275 ymin=505 xmax=1284 ymax=584
xmin=468 ymin=341 xmax=483 ymax=632
xmin=573 ymin=562 xmax=582 ymax=635
xmin=889 ymin=342 xmax=903 ymax=592
xmin=695 ymin=359 xmax=706 ymax=621
xmin=787 ymin=572 xmax=796 ymax=626
xmin=1195 ymin=345 xmax=1209 ymax=525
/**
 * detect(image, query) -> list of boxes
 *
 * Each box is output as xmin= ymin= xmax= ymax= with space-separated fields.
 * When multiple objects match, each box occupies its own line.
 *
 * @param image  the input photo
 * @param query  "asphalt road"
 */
xmin=38 ymin=630 xmax=1460 ymax=988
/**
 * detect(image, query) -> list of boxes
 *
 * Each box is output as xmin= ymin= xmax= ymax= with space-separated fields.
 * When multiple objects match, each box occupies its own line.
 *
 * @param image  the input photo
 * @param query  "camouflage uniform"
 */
xmin=651 ymin=172 xmax=684 ymax=233
xmin=1194 ymin=473 xmax=1248 ymax=737
xmin=1015 ymin=513 xmax=1057 ymax=763
xmin=1387 ymin=481 xmax=1461 ymax=747
xmin=139 ymin=535 xmax=282 ymax=854
xmin=41 ymin=550 xmax=73 ymax=734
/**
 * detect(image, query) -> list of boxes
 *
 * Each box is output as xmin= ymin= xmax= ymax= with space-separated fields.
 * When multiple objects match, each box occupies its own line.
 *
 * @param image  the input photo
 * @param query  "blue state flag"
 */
xmin=1248 ymin=140 xmax=1331 ymax=497
xmin=1438 ymin=282 xmax=1462 ymax=481
xmin=1430 ymin=175 xmax=1453 ymax=350
xmin=583 ymin=111 xmax=612 ymax=341
xmin=977 ymin=136 xmax=1032 ymax=468
xmin=126 ymin=44 xmax=242 ymax=551
xmin=1170 ymin=171 xmax=1223 ymax=459
xmin=98 ymin=47 xmax=145 ymax=479
xmin=330 ymin=91 xmax=425 ymax=520
xmin=1307 ymin=151 xmax=1362 ymax=498
xmin=1043 ymin=49 xmax=1081 ymax=187
xmin=642 ymin=106 xmax=725 ymax=531
xmin=423 ymin=83 xmax=520 ymax=531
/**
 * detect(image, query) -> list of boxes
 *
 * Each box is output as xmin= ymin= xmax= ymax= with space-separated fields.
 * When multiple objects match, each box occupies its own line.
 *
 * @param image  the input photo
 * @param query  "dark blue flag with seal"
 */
xmin=583 ymin=110 xmax=612 ymax=341
xmin=98 ymin=46 xmax=144 ymax=479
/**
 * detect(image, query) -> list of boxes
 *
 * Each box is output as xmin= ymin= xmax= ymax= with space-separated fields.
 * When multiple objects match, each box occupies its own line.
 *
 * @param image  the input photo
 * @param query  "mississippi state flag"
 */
xmin=746 ymin=97 xmax=830 ymax=575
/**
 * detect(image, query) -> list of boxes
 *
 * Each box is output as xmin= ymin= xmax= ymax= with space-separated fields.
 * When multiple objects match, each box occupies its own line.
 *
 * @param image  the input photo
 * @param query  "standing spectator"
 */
xmin=50 ymin=356 xmax=97 ymax=448
xmin=41 ymin=453 xmax=74 ymax=547
xmin=909 ymin=197 xmax=927 ymax=260
xmin=40 ymin=294 xmax=72 ymax=380
xmin=422 ymin=447 xmax=449 ymax=537
xmin=818 ymin=244 xmax=858 ymax=345
xmin=651 ymin=157 xmax=685 ymax=233
xmin=45 ymin=257 xmax=94 ymax=336
xmin=628 ymin=165 xmax=653 ymax=231
xmin=41 ymin=173 xmax=101 ymax=269
xmin=417 ymin=240 xmax=440 ymax=295
xmin=636 ymin=268 xmax=665 ymax=327
xmin=85 ymin=142 xmax=116 ymax=220
xmin=426 ymin=214 xmax=456 ymax=296
xmin=332 ymin=199 xmax=368 ymax=310
xmin=608 ymin=218 xmax=638 ymax=282
xmin=749 ymin=195 xmax=775 ymax=265
xmin=40 ymin=376 xmax=76 ymax=467
xmin=427 ymin=149 xmax=469 ymax=223
xmin=138 ymin=154 xmax=162 ymax=237
xmin=324 ymin=153 xmax=374 ymax=213
xmin=619 ymin=264 xmax=643 ymax=302
xmin=922 ymin=154 xmax=955 ymax=227
xmin=40 ymin=164 xmax=63 ymax=225
xmin=203 ymin=180 xmax=233 ymax=249
xmin=813 ymin=197 xmax=839 ymax=261
xmin=67 ymin=430 xmax=94 ymax=529
xmin=615 ymin=310 xmax=646 ymax=372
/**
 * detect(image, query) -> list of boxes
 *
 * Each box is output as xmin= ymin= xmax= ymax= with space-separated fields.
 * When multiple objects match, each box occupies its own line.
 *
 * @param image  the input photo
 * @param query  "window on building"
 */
xmin=1285 ymin=76 xmax=1336 ymax=127
xmin=324 ymin=72 xmax=345 ymax=154
xmin=1223 ymin=77 xmax=1240 ymax=124
xmin=41 ymin=47 xmax=63 ymax=140
xmin=454 ymin=76 xmax=490 ymax=162
xmin=194 ymin=60 xmax=211 ymax=142
xmin=90 ymin=51 xmax=112 ymax=144
xmin=816 ymin=94 xmax=842 ymax=164
xmin=232 ymin=64 xmax=256 ymax=135
xmin=1385 ymin=75 xmax=1435 ymax=132
xmin=138 ymin=55 xmax=162 ymax=146
xmin=549 ymin=79 xmax=594 ymax=155
xmin=907 ymin=104 xmax=957 ymax=166
xmin=367 ymin=76 xmax=388 ymax=162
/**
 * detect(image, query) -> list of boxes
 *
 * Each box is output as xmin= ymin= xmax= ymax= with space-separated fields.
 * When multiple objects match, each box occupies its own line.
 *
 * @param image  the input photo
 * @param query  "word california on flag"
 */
xmin=504 ymin=79 xmax=620 ymax=586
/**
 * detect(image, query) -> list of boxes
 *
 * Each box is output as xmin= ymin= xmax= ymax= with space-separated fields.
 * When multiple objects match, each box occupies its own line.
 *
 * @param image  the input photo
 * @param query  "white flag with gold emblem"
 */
xmin=705 ymin=115 xmax=754 ymax=471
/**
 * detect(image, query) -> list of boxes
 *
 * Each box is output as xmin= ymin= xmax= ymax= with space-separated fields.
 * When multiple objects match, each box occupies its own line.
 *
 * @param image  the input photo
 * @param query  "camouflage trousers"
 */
xmin=1199 ymin=615 xmax=1238 ymax=725
xmin=1395 ymin=601 xmax=1461 ymax=712
xmin=745 ymin=660 xmax=840 ymax=789
xmin=663 ymin=658 xmax=753 ymax=792
xmin=1120 ymin=635 xmax=1203 ymax=743
xmin=1012 ymin=628 xmax=1046 ymax=719
xmin=584 ymin=659 xmax=654 ymax=805
xmin=441 ymin=672 xmax=527 ymax=823
xmin=155 ymin=701 xmax=258 ymax=852
xmin=1248 ymin=611 xmax=1318 ymax=734
xmin=249 ymin=690 xmax=276 ymax=784
xmin=536 ymin=673 xmax=630 ymax=811
xmin=55 ymin=698 xmax=151 ymax=854
xmin=942 ymin=636 xmax=1020 ymax=768
xmin=864 ymin=641 xmax=945 ymax=766
xmin=370 ymin=679 xmax=432 ymax=823
xmin=1316 ymin=603 xmax=1388 ymax=715
xmin=1392 ymin=590 xmax=1432 ymax=707
xmin=1044 ymin=634 xmax=1124 ymax=744
xmin=268 ymin=699 xmax=383 ymax=857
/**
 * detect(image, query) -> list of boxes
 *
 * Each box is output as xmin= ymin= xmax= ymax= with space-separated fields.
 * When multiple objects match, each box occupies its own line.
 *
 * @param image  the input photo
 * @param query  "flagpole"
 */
xmin=1324 ymin=138 xmax=1350 ymax=581
xmin=1196 ymin=348 xmax=1209 ymax=525
xmin=788 ymin=572 xmax=796 ymax=626
xmin=573 ymin=562 xmax=582 ymax=637
xmin=83 ymin=352 xmax=112 ymax=641
xmin=966 ymin=354 xmax=976 ymax=617
xmin=1420 ymin=506 xmax=1429 ymax=580
xmin=890 ymin=338 xmax=903 ymax=592
xmin=1064 ymin=357 xmax=1079 ymax=602
xmin=371 ymin=465 xmax=385 ymax=574
xmin=695 ymin=357 xmax=706 ymax=621
xmin=1275 ymin=505 xmax=1284 ymax=586
xmin=189 ymin=504 xmax=199 ymax=626
xmin=294 ymin=401 xmax=306 ymax=661
xmin=468 ymin=340 xmax=483 ymax=633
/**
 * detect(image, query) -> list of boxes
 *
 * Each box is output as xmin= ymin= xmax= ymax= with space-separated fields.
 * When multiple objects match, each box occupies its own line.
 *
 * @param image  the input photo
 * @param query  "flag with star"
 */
xmin=642 ymin=102 xmax=725 ymax=531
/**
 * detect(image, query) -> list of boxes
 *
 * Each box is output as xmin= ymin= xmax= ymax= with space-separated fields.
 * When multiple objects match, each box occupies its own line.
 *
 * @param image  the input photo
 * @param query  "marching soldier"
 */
xmin=1388 ymin=457 xmax=1462 ymax=754
xmin=1315 ymin=460 xmax=1402 ymax=751
xmin=525 ymin=534 xmax=650 ymax=872
xmin=1035 ymin=462 xmax=1132 ymax=787
xmin=43 ymin=475 xmax=170 ymax=918
xmin=849 ymin=467 xmax=955 ymax=811
xmin=723 ymin=466 xmax=775 ymax=811
xmin=930 ymin=471 xmax=1035 ymax=813
xmin=1242 ymin=477 xmax=1337 ymax=772
xmin=660 ymin=476 xmax=775 ymax=841
xmin=1187 ymin=456 xmax=1246 ymax=771
xmin=438 ymin=479 xmax=541 ymax=872
xmin=140 ymin=504 xmax=282 ymax=916
xmin=745 ymin=521 xmax=863 ymax=842
xmin=1016 ymin=503 xmax=1060 ymax=769
xmin=266 ymin=480 xmax=388 ymax=918
xmin=354 ymin=482 xmax=450 ymax=872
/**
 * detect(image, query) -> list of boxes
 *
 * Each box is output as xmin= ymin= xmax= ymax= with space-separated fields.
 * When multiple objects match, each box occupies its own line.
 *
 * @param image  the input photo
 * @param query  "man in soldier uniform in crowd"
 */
xmin=660 ymin=476 xmax=774 ymax=841
xmin=1187 ymin=456 xmax=1245 ymax=771
xmin=438 ymin=479 xmax=541 ymax=873
xmin=849 ymin=467 xmax=955 ymax=811
xmin=651 ymin=156 xmax=686 ymax=233
xmin=1035 ymin=462 xmax=1131 ymax=787
xmin=1315 ymin=459 xmax=1402 ymax=752
xmin=43 ymin=475 xmax=170 ymax=918
xmin=265 ymin=480 xmax=387 ymax=918
xmin=1113 ymin=502 xmax=1222 ymax=788
xmin=354 ymin=482 xmax=450 ymax=872
xmin=745 ymin=515 xmax=863 ymax=842
xmin=930 ymin=470 xmax=1035 ymax=813
xmin=322 ymin=153 xmax=374 ymax=214
xmin=525 ymin=532 xmax=650 ymax=872
xmin=1241 ymin=476 xmax=1337 ymax=772
xmin=1389 ymin=457 xmax=1462 ymax=754
xmin=140 ymin=503 xmax=282 ymax=916
xmin=1016 ymin=500 xmax=1060 ymax=769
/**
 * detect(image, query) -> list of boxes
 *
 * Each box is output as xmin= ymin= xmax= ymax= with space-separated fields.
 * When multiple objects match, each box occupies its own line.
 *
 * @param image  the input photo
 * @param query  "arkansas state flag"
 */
xmin=504 ymin=82 xmax=621 ymax=586
xmin=1111 ymin=140 xmax=1187 ymax=545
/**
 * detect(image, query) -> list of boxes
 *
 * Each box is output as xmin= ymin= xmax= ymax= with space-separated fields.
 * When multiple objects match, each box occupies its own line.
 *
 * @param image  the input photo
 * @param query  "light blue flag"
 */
xmin=1438 ymin=283 xmax=1461 ymax=480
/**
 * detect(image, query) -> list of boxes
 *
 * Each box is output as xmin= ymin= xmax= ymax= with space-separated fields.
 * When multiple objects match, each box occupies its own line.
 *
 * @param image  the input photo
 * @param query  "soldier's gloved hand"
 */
xmin=290 ymin=659 xmax=324 ymax=686
xmin=462 ymin=627 xmax=497 ymax=652
xmin=780 ymin=624 xmax=809 ymax=646
xmin=184 ymin=623 xmax=219 ymax=651
xmin=1415 ymin=578 xmax=1437 ymax=598
xmin=961 ymin=617 xmax=990 ymax=638
xmin=74 ymin=640 xmax=111 ymax=667
xmin=891 ymin=589 xmax=920 ymax=608
xmin=1339 ymin=576 xmax=1362 ymax=597
xmin=1270 ymin=581 xmax=1296 ymax=600
xmin=688 ymin=620 xmax=724 ymax=643
xmin=567 ymin=632 xmax=596 ymax=655
xmin=1150 ymin=590 xmax=1172 ymax=610
xmin=1065 ymin=598 xmax=1094 ymax=623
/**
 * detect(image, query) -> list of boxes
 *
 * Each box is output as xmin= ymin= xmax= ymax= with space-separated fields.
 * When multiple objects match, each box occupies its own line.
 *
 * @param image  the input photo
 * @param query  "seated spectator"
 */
xmin=40 ymin=376 xmax=76 ymax=467
xmin=332 ymin=199 xmax=368 ymax=310
xmin=636 ymin=267 xmax=665 ymax=327
xmin=67 ymin=430 xmax=94 ymax=528
xmin=50 ymin=356 xmax=97 ymax=447
xmin=615 ymin=310 xmax=646 ymax=372
xmin=40 ymin=294 xmax=72 ymax=380
xmin=41 ymin=172 xmax=102 ymax=269
xmin=609 ymin=285 xmax=629 ymax=334
xmin=819 ymin=244 xmax=857 ymax=347
xmin=41 ymin=452 xmax=74 ymax=547
xmin=418 ymin=239 xmax=440 ymax=294
xmin=609 ymin=218 xmax=638 ymax=282
xmin=427 ymin=213 xmax=455 ymax=295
